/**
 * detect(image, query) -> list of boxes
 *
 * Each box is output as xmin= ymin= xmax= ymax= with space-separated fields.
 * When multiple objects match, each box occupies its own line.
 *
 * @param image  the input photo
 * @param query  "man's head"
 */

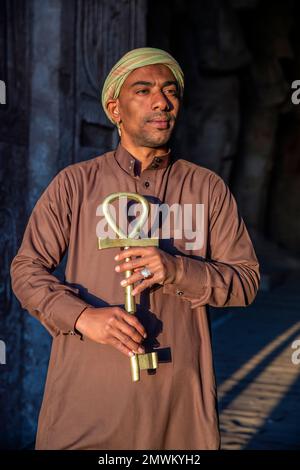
xmin=101 ymin=47 xmax=184 ymax=148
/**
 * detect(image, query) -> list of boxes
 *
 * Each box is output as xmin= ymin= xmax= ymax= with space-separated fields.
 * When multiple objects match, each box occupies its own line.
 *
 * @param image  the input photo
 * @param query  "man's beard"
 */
xmin=132 ymin=119 xmax=175 ymax=148
xmin=133 ymin=129 xmax=172 ymax=148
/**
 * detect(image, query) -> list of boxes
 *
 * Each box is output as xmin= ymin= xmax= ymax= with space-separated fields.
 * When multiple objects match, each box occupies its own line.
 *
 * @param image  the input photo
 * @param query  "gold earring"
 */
xmin=117 ymin=122 xmax=122 ymax=137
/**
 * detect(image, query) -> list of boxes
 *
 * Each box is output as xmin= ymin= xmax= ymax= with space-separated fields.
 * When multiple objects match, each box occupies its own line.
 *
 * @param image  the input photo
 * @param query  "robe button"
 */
xmin=144 ymin=181 xmax=150 ymax=188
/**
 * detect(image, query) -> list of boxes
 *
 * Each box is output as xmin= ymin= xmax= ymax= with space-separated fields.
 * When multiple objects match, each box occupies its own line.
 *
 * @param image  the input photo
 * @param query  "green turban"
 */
xmin=101 ymin=47 xmax=184 ymax=125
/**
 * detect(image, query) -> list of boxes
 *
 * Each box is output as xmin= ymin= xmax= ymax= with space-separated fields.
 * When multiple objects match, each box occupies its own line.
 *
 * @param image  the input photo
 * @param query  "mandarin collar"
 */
xmin=114 ymin=143 xmax=172 ymax=177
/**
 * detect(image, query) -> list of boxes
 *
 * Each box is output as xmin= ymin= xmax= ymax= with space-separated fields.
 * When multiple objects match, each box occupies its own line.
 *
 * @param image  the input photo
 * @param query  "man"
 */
xmin=11 ymin=47 xmax=259 ymax=450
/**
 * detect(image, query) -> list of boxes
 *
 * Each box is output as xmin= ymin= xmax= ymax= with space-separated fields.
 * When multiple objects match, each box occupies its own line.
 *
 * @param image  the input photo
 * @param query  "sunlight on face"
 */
xmin=117 ymin=64 xmax=181 ymax=148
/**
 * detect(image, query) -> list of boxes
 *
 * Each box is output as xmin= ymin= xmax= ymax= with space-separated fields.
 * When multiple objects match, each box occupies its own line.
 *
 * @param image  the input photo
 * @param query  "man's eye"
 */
xmin=136 ymin=89 xmax=149 ymax=95
xmin=165 ymin=89 xmax=178 ymax=96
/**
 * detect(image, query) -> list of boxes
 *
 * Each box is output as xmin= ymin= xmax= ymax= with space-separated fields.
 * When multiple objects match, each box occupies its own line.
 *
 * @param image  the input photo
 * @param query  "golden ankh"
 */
xmin=98 ymin=192 xmax=159 ymax=382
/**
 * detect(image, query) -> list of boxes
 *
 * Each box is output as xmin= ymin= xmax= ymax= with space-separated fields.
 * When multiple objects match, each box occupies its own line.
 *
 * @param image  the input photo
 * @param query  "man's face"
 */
xmin=110 ymin=64 xmax=181 ymax=148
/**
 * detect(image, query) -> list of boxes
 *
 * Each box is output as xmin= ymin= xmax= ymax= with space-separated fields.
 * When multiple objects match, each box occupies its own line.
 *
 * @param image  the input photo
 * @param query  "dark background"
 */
xmin=0 ymin=0 xmax=300 ymax=449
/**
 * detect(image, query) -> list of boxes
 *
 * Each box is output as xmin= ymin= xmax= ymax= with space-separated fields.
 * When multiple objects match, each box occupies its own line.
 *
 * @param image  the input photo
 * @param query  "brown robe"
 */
xmin=10 ymin=143 xmax=259 ymax=450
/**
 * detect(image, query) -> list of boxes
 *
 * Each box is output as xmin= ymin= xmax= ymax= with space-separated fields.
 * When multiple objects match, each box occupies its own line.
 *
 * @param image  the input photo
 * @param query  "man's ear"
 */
xmin=106 ymin=99 xmax=121 ymax=123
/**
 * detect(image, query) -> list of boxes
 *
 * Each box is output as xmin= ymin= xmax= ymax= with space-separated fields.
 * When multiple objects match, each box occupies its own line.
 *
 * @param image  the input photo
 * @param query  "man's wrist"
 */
xmin=74 ymin=306 xmax=92 ymax=335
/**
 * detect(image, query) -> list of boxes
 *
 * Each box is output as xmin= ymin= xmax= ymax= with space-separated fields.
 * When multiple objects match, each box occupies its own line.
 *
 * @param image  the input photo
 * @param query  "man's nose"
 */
xmin=151 ymin=91 xmax=172 ymax=111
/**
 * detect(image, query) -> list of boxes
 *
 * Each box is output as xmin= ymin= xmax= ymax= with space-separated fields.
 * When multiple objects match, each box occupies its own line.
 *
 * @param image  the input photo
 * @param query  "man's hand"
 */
xmin=75 ymin=307 xmax=147 ymax=357
xmin=114 ymin=246 xmax=180 ymax=296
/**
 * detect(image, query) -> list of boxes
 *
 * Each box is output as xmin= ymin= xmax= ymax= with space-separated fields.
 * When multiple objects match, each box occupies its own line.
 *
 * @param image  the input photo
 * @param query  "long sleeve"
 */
xmin=10 ymin=169 xmax=90 ymax=337
xmin=163 ymin=176 xmax=260 ymax=308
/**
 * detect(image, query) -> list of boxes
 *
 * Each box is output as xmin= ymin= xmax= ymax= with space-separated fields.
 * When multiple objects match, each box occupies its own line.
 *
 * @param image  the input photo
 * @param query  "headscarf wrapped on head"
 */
xmin=101 ymin=47 xmax=184 ymax=127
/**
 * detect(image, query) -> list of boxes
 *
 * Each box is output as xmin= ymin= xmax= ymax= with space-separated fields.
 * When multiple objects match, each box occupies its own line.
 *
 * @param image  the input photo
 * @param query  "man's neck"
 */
xmin=120 ymin=139 xmax=169 ymax=171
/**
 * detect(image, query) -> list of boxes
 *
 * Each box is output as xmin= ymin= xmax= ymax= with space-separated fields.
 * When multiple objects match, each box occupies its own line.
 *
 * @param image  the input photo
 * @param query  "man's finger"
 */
xmin=109 ymin=337 xmax=135 ymax=357
xmin=112 ymin=328 xmax=145 ymax=355
xmin=119 ymin=270 xmax=149 ymax=287
xmin=115 ymin=246 xmax=156 ymax=261
xmin=117 ymin=317 xmax=144 ymax=344
xmin=122 ymin=312 xmax=147 ymax=338
xmin=132 ymin=279 xmax=153 ymax=296
xmin=115 ymin=255 xmax=152 ymax=273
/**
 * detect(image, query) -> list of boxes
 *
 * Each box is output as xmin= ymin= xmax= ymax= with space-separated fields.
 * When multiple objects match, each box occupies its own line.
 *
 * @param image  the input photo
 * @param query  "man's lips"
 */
xmin=148 ymin=120 xmax=170 ymax=129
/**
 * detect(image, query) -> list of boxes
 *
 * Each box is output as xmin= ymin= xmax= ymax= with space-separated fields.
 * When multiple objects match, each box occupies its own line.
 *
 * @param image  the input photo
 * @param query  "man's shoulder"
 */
xmin=173 ymin=157 xmax=224 ymax=185
xmin=61 ymin=151 xmax=113 ymax=176
xmin=55 ymin=151 xmax=115 ymax=187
